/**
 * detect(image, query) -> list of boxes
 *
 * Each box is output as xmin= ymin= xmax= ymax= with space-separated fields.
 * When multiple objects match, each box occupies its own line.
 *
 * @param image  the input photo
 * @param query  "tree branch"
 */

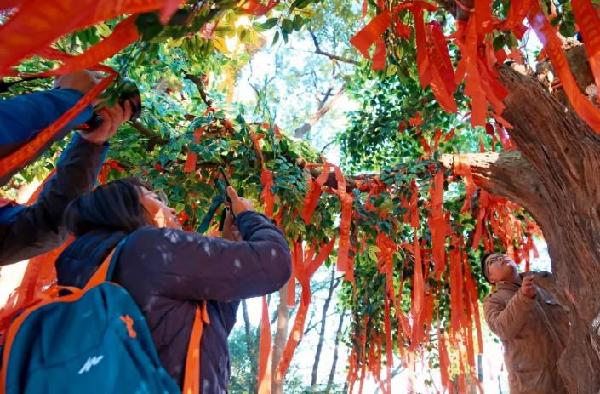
xmin=498 ymin=65 xmax=600 ymax=195
xmin=309 ymin=30 xmax=360 ymax=66
xmin=326 ymin=308 xmax=347 ymax=392
xmin=130 ymin=120 xmax=168 ymax=150
xmin=294 ymin=85 xmax=345 ymax=138
xmin=185 ymin=73 xmax=213 ymax=107
xmin=439 ymin=151 xmax=547 ymax=221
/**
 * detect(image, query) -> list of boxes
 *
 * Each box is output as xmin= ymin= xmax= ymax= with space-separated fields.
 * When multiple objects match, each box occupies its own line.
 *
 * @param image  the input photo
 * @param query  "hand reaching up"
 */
xmin=521 ymin=276 xmax=536 ymax=299
xmin=222 ymin=210 xmax=242 ymax=241
xmin=226 ymin=186 xmax=254 ymax=216
xmin=79 ymin=101 xmax=132 ymax=145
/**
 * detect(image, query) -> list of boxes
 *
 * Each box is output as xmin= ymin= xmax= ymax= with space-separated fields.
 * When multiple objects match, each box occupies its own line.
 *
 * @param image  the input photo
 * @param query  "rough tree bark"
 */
xmin=271 ymin=285 xmax=290 ymax=394
xmin=433 ymin=0 xmax=600 ymax=388
xmin=442 ymin=65 xmax=600 ymax=392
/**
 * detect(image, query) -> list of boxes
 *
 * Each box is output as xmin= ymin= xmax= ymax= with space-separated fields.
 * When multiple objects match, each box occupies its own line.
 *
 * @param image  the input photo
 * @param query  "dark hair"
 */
xmin=480 ymin=252 xmax=493 ymax=282
xmin=65 ymin=177 xmax=150 ymax=236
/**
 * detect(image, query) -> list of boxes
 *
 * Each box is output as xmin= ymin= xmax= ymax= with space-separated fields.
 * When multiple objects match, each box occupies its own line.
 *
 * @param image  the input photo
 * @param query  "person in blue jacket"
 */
xmin=0 ymin=71 xmax=101 ymax=160
xmin=0 ymin=70 xmax=133 ymax=265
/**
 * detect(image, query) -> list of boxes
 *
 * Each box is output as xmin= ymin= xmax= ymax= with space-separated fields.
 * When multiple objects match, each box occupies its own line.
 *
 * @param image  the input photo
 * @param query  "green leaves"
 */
xmin=291 ymin=0 xmax=315 ymax=10
xmin=259 ymin=17 xmax=279 ymax=30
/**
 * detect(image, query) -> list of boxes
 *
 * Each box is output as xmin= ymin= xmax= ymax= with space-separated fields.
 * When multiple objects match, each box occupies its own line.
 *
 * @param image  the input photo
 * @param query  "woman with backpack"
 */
xmin=54 ymin=178 xmax=292 ymax=393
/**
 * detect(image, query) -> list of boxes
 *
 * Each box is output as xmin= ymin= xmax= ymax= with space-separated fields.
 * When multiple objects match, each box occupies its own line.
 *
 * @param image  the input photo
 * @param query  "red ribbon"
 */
xmin=257 ymin=296 xmax=272 ymax=394
xmin=428 ymin=170 xmax=447 ymax=277
xmin=427 ymin=22 xmax=457 ymax=113
xmin=449 ymin=236 xmax=464 ymax=333
xmin=275 ymin=239 xmax=335 ymax=380
xmin=571 ymin=0 xmax=600 ymax=89
xmin=332 ymin=165 xmax=353 ymax=274
xmin=0 ymin=66 xmax=117 ymax=182
xmin=260 ymin=168 xmax=275 ymax=218
xmin=437 ymin=326 xmax=450 ymax=390
xmin=0 ymin=0 xmax=169 ymax=75
xmin=350 ymin=11 xmax=392 ymax=60
xmin=183 ymin=128 xmax=204 ymax=174
xmin=54 ymin=16 xmax=140 ymax=74
xmin=301 ymin=162 xmax=331 ymax=224
xmin=241 ymin=0 xmax=278 ymax=16
xmin=503 ymin=0 xmax=531 ymax=39
xmin=528 ymin=3 xmax=600 ymax=133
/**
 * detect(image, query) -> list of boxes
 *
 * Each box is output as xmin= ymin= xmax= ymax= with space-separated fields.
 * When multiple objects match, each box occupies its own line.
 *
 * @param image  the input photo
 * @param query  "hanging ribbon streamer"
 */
xmin=260 ymin=168 xmax=275 ymax=218
xmin=449 ymin=236 xmax=464 ymax=334
xmin=428 ymin=170 xmax=447 ymax=277
xmin=464 ymin=256 xmax=484 ymax=355
xmin=427 ymin=22 xmax=457 ymax=112
xmin=503 ymin=0 xmax=531 ymax=38
xmin=257 ymin=295 xmax=272 ymax=394
xmin=384 ymin=297 xmax=393 ymax=394
xmin=0 ymin=0 xmax=173 ymax=75
xmin=331 ymin=165 xmax=354 ymax=277
xmin=0 ymin=65 xmax=117 ymax=186
xmin=275 ymin=239 xmax=335 ymax=380
xmin=463 ymin=16 xmax=488 ymax=127
xmin=437 ymin=325 xmax=450 ymax=391
xmin=570 ymin=0 xmax=600 ymax=90
xmin=528 ymin=2 xmax=600 ymax=133
xmin=249 ymin=131 xmax=276 ymax=219
xmin=184 ymin=128 xmax=205 ymax=174
xmin=240 ymin=0 xmax=279 ymax=16
xmin=53 ymin=16 xmax=140 ymax=74
xmin=301 ymin=164 xmax=331 ymax=224
xmin=350 ymin=11 xmax=392 ymax=63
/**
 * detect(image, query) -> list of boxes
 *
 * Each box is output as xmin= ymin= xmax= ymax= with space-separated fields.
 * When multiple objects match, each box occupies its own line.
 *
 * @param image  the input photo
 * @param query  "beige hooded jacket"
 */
xmin=483 ymin=272 xmax=569 ymax=393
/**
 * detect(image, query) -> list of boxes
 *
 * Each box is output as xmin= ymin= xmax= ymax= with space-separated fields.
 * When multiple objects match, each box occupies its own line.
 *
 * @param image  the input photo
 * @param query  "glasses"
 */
xmin=484 ymin=254 xmax=507 ymax=277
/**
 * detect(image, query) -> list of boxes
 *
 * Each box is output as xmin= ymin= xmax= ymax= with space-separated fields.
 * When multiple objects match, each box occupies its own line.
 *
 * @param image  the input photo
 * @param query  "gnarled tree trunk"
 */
xmin=442 ymin=65 xmax=600 ymax=392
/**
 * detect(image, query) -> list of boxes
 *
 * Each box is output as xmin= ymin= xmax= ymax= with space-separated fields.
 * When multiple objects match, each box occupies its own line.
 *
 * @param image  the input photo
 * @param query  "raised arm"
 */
xmin=123 ymin=211 xmax=292 ymax=302
xmin=483 ymin=290 xmax=536 ymax=340
xmin=0 ymin=88 xmax=93 ymax=155
xmin=0 ymin=133 xmax=106 ymax=264
xmin=0 ymin=102 xmax=132 ymax=265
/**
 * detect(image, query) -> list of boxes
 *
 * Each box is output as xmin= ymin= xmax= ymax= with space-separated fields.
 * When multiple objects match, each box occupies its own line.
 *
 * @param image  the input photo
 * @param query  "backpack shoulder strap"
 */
xmin=82 ymin=233 xmax=210 ymax=394
xmin=83 ymin=236 xmax=129 ymax=290
xmin=182 ymin=303 xmax=210 ymax=394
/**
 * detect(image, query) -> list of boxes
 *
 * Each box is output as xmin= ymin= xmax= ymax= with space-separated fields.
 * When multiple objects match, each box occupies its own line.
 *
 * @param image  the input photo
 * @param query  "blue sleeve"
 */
xmin=0 ymin=133 xmax=108 ymax=265
xmin=0 ymin=89 xmax=93 ymax=146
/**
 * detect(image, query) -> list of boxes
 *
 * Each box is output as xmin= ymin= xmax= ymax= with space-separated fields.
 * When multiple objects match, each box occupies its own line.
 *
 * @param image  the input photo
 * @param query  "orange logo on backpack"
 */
xmin=120 ymin=315 xmax=137 ymax=338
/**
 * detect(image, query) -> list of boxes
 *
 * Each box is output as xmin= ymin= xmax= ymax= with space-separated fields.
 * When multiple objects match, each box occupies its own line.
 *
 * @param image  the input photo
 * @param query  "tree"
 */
xmin=343 ymin=0 xmax=600 ymax=388
xmin=446 ymin=64 xmax=600 ymax=392
xmin=2 ymin=0 xmax=600 ymax=391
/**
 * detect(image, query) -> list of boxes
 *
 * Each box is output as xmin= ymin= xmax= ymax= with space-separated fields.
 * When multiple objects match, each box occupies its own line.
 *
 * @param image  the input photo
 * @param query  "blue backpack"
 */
xmin=1 ymin=241 xmax=207 ymax=394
